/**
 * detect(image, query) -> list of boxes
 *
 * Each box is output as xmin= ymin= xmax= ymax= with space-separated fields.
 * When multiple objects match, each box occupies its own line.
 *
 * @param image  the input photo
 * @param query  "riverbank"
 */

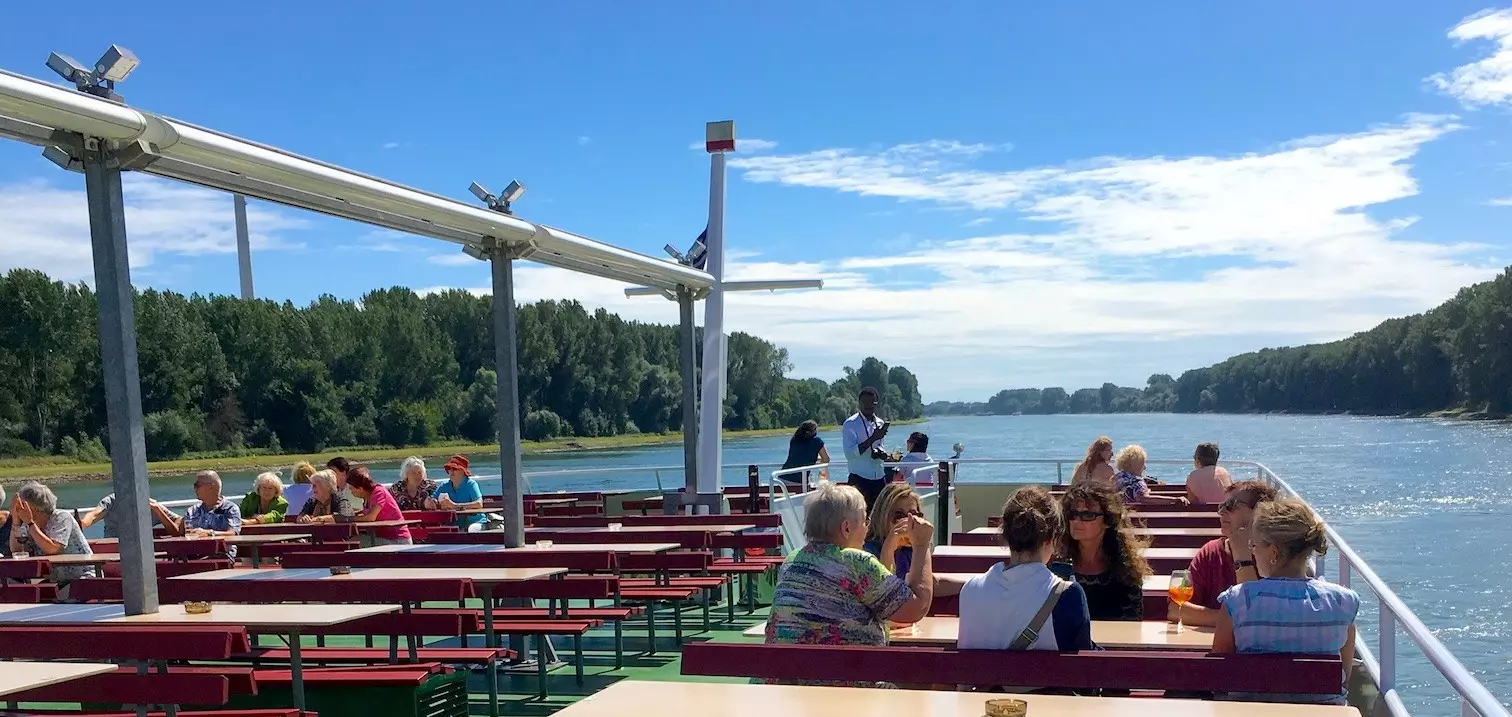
xmin=0 ymin=425 xmax=816 ymax=483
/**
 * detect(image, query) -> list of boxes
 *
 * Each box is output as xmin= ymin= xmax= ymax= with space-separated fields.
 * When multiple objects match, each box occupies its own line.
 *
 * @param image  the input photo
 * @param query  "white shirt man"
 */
xmin=841 ymin=387 xmax=890 ymax=511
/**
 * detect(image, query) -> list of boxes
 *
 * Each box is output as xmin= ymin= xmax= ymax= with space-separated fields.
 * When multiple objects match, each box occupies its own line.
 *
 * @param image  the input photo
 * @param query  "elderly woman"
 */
xmin=766 ymin=481 xmax=934 ymax=649
xmin=296 ymin=470 xmax=351 ymax=524
xmin=1058 ymin=483 xmax=1151 ymax=621
xmin=281 ymin=462 xmax=316 ymax=519
xmin=9 ymin=481 xmax=97 ymax=596
xmin=959 ymin=486 xmax=1094 ymax=651
xmin=1113 ymin=445 xmax=1188 ymax=506
xmin=240 ymin=472 xmax=290 ymax=525
xmin=1214 ymin=499 xmax=1359 ymax=705
xmin=348 ymin=466 xmax=412 ymax=545
xmin=428 ymin=455 xmax=486 ymax=532
xmin=0 ymin=484 xmax=11 ymax=556
xmin=391 ymin=456 xmax=438 ymax=512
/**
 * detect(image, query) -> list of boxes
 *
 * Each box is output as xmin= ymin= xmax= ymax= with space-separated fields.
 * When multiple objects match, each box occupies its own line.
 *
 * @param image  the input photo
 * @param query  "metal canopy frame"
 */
xmin=0 ymin=62 xmax=717 ymax=614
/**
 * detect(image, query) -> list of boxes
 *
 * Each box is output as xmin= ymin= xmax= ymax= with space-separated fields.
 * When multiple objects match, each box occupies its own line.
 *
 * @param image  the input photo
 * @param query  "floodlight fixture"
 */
xmin=468 ymin=178 xmax=526 ymax=215
xmin=41 ymin=145 xmax=83 ymax=173
xmin=45 ymin=44 xmax=139 ymax=101
xmin=95 ymin=45 xmax=139 ymax=83
xmin=502 ymin=179 xmax=526 ymax=204
xmin=663 ymin=244 xmax=684 ymax=262
xmin=461 ymin=244 xmax=489 ymax=261
xmin=45 ymin=52 xmax=90 ymax=84
xmin=469 ymin=181 xmax=493 ymax=204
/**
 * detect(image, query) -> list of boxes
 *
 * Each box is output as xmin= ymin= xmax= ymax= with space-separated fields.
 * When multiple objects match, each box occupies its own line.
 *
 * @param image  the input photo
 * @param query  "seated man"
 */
xmin=1185 ymin=442 xmax=1234 ymax=505
xmin=151 ymin=470 xmax=243 ymax=558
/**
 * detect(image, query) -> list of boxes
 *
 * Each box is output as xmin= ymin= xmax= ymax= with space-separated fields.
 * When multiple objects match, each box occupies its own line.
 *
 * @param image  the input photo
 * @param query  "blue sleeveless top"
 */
xmin=1220 ymin=576 xmax=1360 ymax=704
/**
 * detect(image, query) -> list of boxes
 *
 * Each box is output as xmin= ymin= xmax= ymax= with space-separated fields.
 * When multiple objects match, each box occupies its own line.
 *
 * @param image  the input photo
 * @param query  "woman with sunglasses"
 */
xmin=863 ymin=482 xmax=926 ymax=575
xmin=1058 ymin=483 xmax=1151 ymax=621
xmin=1168 ymin=480 xmax=1277 ymax=627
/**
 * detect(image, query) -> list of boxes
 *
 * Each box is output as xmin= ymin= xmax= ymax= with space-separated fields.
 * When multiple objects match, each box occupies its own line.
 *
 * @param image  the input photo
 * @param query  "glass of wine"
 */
xmin=1168 ymin=569 xmax=1194 ymax=633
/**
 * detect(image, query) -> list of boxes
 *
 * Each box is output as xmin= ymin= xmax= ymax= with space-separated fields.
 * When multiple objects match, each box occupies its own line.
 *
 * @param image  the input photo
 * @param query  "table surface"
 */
xmin=524 ymin=498 xmax=578 ymax=506
xmin=0 ymin=601 xmax=400 ymax=627
xmin=352 ymin=519 xmax=422 ymax=529
xmin=2 ymin=552 xmax=165 ymax=565
xmin=966 ymin=526 xmax=1221 ymax=536
xmin=550 ymin=679 xmax=1352 ymax=717
xmin=0 ymin=661 xmax=119 ymax=698
xmin=93 ymin=534 xmax=300 ymax=546
xmin=527 ymin=524 xmax=757 ymax=534
xmin=743 ymin=616 xmax=1214 ymax=650
xmin=353 ymin=542 xmax=681 ymax=555
xmin=934 ymin=572 xmax=1172 ymax=592
xmin=171 ymin=566 xmax=565 ymax=583
xmin=934 ymin=545 xmax=1198 ymax=560
xmin=1129 ymin=512 xmax=1220 ymax=519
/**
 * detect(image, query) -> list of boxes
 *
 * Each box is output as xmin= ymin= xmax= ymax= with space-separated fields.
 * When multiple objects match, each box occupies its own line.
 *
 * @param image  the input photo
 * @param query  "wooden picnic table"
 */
xmin=967 ymin=526 xmax=1220 ymax=537
xmin=550 ymin=679 xmax=1352 ymax=717
xmin=92 ymin=533 xmax=300 ymax=566
xmin=0 ymin=661 xmax=118 ymax=698
xmin=527 ymin=524 xmax=756 ymax=534
xmin=934 ymin=545 xmax=1198 ymax=561
xmin=32 ymin=552 xmax=165 ymax=566
xmin=354 ymin=542 xmax=680 ymax=555
xmin=934 ymin=572 xmax=1172 ymax=593
xmin=742 ymin=615 xmax=1213 ymax=650
xmin=173 ymin=566 xmax=562 ymax=650
xmin=0 ymin=601 xmax=398 ymax=710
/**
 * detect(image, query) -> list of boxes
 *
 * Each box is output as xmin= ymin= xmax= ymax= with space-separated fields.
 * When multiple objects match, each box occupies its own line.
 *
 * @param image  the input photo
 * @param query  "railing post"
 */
xmin=1338 ymin=556 xmax=1351 ymax=589
xmin=1056 ymin=462 xmax=1063 ymax=485
xmin=1380 ymin=610 xmax=1396 ymax=695
xmin=935 ymin=461 xmax=952 ymax=547
xmin=746 ymin=465 xmax=759 ymax=515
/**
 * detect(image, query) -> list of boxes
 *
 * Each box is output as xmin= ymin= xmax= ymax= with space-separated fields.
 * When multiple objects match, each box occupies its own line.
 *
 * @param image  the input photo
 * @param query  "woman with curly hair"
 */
xmin=1058 ymin=483 xmax=1151 ymax=621
xmin=1070 ymin=436 xmax=1115 ymax=487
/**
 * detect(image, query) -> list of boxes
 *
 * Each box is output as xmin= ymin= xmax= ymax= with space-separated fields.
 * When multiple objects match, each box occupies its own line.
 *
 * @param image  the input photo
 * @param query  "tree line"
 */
xmin=928 ymin=266 xmax=1512 ymax=418
xmin=0 ymin=269 xmax=925 ymax=461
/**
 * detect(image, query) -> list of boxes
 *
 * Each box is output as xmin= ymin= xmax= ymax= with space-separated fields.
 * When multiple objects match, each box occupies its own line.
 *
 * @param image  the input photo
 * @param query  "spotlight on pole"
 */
xmin=468 ymin=179 xmax=527 ymax=215
xmin=46 ymin=44 xmax=139 ymax=102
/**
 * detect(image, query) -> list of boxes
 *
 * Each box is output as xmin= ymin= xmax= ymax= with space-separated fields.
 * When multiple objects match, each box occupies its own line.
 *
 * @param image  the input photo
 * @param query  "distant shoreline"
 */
xmin=923 ymin=409 xmax=1509 ymax=421
xmin=0 ymin=419 xmax=928 ymax=484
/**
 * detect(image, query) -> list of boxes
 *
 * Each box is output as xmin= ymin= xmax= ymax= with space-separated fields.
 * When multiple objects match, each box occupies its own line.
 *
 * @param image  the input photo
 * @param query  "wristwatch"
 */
xmin=1235 ymin=559 xmax=1256 ymax=569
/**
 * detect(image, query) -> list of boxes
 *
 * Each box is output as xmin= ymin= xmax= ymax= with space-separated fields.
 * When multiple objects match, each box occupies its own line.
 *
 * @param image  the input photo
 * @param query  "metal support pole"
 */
xmin=746 ymin=465 xmax=759 ymax=514
xmin=233 ymin=194 xmax=254 ymax=300
xmin=935 ymin=461 xmax=952 ymax=547
xmin=490 ymin=249 xmax=525 ymax=548
xmin=83 ymin=138 xmax=158 ymax=615
xmin=694 ymin=151 xmax=728 ymax=514
xmin=678 ymin=288 xmax=699 ymax=496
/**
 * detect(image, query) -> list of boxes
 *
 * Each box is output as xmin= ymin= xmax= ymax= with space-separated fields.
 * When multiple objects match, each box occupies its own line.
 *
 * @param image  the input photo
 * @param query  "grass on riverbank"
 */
xmin=0 ymin=425 xmax=811 ymax=482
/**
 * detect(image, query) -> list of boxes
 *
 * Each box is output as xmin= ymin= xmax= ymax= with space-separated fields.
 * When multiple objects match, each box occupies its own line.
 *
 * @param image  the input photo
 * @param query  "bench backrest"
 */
xmin=282 ymin=549 xmax=615 ymax=573
xmin=529 ymin=529 xmax=712 ymax=550
xmin=164 ymin=576 xmax=471 ymax=603
xmin=0 ymin=625 xmax=249 ymax=660
xmin=5 ymin=670 xmax=230 ymax=706
xmin=680 ymin=642 xmax=1342 ymax=695
xmin=621 ymin=513 xmax=783 ymax=528
xmin=528 ymin=516 xmax=611 ymax=528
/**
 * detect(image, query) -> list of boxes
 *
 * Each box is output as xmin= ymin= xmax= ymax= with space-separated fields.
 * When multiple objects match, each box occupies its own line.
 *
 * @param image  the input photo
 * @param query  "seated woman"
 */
xmin=282 ymin=461 xmax=316 ymax=518
xmin=296 ymin=470 xmax=351 ymax=524
xmin=1214 ymin=498 xmax=1359 ymax=705
xmin=1169 ymin=480 xmax=1278 ymax=627
xmin=347 ymin=466 xmax=413 ymax=546
xmin=1185 ymin=442 xmax=1233 ymax=505
xmin=1113 ymin=445 xmax=1188 ymax=506
xmin=898 ymin=432 xmax=936 ymax=486
xmin=391 ymin=456 xmax=438 ymax=511
xmin=1058 ymin=483 xmax=1150 ymax=621
xmin=8 ymin=481 xmax=96 ymax=599
xmin=1070 ymin=436 xmax=1115 ymax=487
xmin=240 ymin=472 xmax=290 ymax=525
xmin=862 ymin=482 xmax=924 ymax=575
xmin=766 ymin=482 xmax=934 ymax=652
xmin=429 ymin=455 xmax=487 ymax=532
xmin=959 ymin=486 xmax=1094 ymax=651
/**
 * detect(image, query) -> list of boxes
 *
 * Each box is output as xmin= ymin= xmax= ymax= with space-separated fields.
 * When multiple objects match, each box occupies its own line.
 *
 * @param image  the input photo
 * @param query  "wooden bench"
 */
xmin=680 ymin=642 xmax=1343 ymax=696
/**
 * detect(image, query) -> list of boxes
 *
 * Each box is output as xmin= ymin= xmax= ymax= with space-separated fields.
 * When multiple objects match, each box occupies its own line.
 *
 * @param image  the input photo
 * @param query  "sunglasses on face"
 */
xmin=890 ymin=509 xmax=924 ymax=521
xmin=1219 ymin=495 xmax=1255 ymax=513
xmin=1068 ymin=510 xmax=1105 ymax=522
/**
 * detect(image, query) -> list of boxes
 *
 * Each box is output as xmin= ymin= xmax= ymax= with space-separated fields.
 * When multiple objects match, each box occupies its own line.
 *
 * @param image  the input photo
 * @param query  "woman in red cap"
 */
xmin=427 ymin=454 xmax=487 ymax=532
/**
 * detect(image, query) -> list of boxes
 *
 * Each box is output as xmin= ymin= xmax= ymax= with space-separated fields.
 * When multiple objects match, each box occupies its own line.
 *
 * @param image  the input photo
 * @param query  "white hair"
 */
xmin=16 ymin=481 xmax=57 ymax=515
xmin=253 ymin=472 xmax=283 ymax=496
xmin=802 ymin=481 xmax=866 ymax=543
xmin=309 ymin=469 xmax=337 ymax=492
xmin=195 ymin=470 xmax=222 ymax=489
xmin=400 ymin=456 xmax=427 ymax=480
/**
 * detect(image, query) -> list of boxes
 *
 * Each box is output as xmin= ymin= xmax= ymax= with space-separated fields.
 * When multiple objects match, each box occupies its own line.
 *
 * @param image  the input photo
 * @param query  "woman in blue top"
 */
xmin=1214 ymin=498 xmax=1359 ymax=705
xmin=862 ymin=483 xmax=922 ymax=575
xmin=429 ymin=455 xmax=487 ymax=531
xmin=779 ymin=421 xmax=830 ymax=488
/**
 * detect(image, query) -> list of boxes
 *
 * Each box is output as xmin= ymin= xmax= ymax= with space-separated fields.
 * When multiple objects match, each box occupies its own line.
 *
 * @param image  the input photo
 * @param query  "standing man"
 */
xmin=842 ymin=386 xmax=891 ymax=512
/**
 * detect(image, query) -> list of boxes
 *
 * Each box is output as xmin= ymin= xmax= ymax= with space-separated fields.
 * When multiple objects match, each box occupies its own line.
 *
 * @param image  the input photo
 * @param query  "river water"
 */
xmin=40 ymin=413 xmax=1512 ymax=713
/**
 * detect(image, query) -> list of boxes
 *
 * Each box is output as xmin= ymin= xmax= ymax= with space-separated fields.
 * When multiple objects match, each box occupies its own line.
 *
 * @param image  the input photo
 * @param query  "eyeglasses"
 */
xmin=1218 ymin=495 xmax=1256 ymax=513
xmin=890 ymin=509 xmax=924 ymax=521
xmin=1067 ymin=510 xmax=1105 ymax=522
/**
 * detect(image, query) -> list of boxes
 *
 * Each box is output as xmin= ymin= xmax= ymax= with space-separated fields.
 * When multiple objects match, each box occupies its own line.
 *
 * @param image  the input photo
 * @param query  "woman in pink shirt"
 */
xmin=1185 ymin=442 xmax=1234 ymax=505
xmin=347 ymin=466 xmax=412 ymax=545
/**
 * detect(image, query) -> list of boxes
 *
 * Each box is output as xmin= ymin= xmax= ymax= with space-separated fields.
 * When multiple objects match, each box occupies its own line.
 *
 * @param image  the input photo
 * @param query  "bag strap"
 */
xmin=1010 ymin=578 xmax=1070 ymax=649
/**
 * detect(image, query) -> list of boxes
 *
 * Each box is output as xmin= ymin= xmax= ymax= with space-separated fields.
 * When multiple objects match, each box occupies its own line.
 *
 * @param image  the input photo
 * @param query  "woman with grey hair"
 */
xmin=390 ymin=456 xmax=437 ymax=512
xmin=0 ymin=484 xmax=11 ymax=557
xmin=240 ymin=472 xmax=290 ymax=524
xmin=296 ymin=470 xmax=351 ymax=524
xmin=765 ymin=481 xmax=935 ymax=652
xmin=8 ymin=481 xmax=97 ymax=596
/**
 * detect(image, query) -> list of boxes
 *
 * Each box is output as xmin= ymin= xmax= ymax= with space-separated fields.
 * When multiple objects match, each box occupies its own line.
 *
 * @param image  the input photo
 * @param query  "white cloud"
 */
xmin=964 ymin=217 xmax=992 ymax=227
xmin=688 ymin=138 xmax=779 ymax=152
xmin=577 ymin=136 xmax=592 ymax=146
xmin=1489 ymin=196 xmax=1512 ymax=206
xmin=1429 ymin=8 xmax=1512 ymax=107
xmin=426 ymin=252 xmax=479 ymax=267
xmin=382 ymin=142 xmax=402 ymax=149
xmin=0 ymin=175 xmax=307 ymax=283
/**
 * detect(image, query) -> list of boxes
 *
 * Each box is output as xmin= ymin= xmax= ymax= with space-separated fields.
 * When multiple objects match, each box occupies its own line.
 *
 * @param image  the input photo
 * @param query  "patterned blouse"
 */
xmin=298 ymin=493 xmax=352 ymax=520
xmin=766 ymin=542 xmax=911 ymax=646
xmin=390 ymin=479 xmax=439 ymax=511
xmin=1114 ymin=470 xmax=1152 ymax=504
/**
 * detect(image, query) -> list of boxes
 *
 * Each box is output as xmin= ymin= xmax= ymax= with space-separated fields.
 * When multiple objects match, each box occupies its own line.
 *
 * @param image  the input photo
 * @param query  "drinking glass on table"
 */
xmin=1168 ymin=569 xmax=1193 ymax=633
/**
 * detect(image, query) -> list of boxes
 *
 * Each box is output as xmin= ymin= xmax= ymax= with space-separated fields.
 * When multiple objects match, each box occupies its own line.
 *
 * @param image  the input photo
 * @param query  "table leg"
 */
xmin=251 ymin=544 xmax=261 ymax=568
xmin=482 ymin=584 xmax=496 ymax=649
xmin=288 ymin=629 xmax=306 ymax=711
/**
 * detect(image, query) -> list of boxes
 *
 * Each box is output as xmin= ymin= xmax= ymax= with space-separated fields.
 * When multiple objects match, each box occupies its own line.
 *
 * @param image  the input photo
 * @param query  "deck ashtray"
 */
xmin=182 ymin=601 xmax=213 ymax=615
xmin=329 ymin=565 xmax=351 ymax=575
xmin=985 ymin=699 xmax=1027 ymax=717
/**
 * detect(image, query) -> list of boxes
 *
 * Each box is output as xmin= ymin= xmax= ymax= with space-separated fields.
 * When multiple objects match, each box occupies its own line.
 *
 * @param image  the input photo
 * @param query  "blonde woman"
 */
xmin=240 ymin=472 xmax=289 ymax=524
xmin=1070 ymin=436 xmax=1115 ymax=486
xmin=1113 ymin=445 xmax=1187 ymax=506
xmin=282 ymin=461 xmax=316 ymax=518
xmin=1214 ymin=499 xmax=1358 ymax=705
xmin=862 ymin=482 xmax=924 ymax=574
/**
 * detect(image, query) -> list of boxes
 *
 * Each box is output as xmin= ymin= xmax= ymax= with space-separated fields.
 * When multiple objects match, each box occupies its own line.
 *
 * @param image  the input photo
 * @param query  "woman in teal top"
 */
xmin=240 ymin=472 xmax=291 ymax=524
xmin=430 ymin=455 xmax=487 ymax=531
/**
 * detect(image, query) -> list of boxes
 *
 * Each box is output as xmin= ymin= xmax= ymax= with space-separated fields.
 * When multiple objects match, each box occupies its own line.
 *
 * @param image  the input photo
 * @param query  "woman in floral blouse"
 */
xmin=390 ymin=456 xmax=438 ymax=511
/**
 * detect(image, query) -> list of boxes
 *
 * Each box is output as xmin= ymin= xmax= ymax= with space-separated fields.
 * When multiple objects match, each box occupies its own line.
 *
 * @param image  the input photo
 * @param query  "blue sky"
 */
xmin=2 ymin=2 xmax=1511 ymax=401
